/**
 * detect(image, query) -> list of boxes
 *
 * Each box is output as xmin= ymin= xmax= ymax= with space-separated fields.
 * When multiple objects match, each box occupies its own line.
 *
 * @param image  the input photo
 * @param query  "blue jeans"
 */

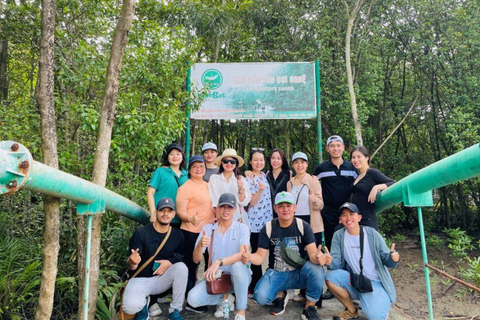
xmin=254 ymin=261 xmax=324 ymax=304
xmin=326 ymin=269 xmax=390 ymax=320
xmin=187 ymin=261 xmax=252 ymax=310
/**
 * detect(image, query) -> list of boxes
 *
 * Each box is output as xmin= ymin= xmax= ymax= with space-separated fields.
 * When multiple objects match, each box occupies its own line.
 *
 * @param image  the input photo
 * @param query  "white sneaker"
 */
xmin=234 ymin=313 xmax=246 ymax=320
xmin=214 ymin=294 xmax=235 ymax=318
xmin=148 ymin=303 xmax=162 ymax=317
xmin=156 ymin=294 xmax=172 ymax=304
xmin=292 ymin=291 xmax=305 ymax=303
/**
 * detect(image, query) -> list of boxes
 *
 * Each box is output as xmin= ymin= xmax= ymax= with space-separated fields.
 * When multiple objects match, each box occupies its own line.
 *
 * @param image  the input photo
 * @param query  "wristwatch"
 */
xmin=218 ymin=258 xmax=224 ymax=266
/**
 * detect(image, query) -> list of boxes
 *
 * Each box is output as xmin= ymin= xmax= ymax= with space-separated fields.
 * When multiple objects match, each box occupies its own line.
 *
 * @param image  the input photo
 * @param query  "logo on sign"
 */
xmin=201 ymin=69 xmax=223 ymax=90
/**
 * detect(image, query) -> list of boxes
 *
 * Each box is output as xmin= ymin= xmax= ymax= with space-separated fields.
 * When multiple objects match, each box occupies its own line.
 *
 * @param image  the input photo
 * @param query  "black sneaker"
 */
xmin=185 ymin=304 xmax=207 ymax=313
xmin=322 ymin=288 xmax=334 ymax=300
xmin=301 ymin=306 xmax=321 ymax=320
xmin=270 ymin=290 xmax=289 ymax=316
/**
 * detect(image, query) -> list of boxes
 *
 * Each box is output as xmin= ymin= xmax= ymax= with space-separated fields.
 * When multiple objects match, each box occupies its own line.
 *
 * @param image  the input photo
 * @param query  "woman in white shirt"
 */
xmin=208 ymin=149 xmax=252 ymax=223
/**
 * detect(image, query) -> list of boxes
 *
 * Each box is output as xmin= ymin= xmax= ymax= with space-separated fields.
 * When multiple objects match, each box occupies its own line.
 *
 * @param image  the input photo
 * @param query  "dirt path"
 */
xmin=391 ymin=236 xmax=480 ymax=319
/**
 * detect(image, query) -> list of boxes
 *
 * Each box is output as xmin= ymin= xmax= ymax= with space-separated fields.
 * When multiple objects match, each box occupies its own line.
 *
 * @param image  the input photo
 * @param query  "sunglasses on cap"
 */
xmin=251 ymin=147 xmax=265 ymax=152
xmin=222 ymin=158 xmax=237 ymax=165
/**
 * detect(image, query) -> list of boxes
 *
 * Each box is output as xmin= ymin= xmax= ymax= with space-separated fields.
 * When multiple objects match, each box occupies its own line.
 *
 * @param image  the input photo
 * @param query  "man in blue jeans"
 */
xmin=325 ymin=202 xmax=400 ymax=320
xmin=242 ymin=192 xmax=327 ymax=320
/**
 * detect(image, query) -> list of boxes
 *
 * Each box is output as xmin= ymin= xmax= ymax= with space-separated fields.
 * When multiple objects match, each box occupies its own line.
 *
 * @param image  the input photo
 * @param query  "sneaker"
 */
xmin=301 ymin=306 xmax=321 ymax=320
xmin=185 ymin=304 xmax=207 ymax=313
xmin=157 ymin=294 xmax=173 ymax=304
xmin=322 ymin=288 xmax=334 ymax=300
xmin=270 ymin=290 xmax=289 ymax=316
xmin=234 ymin=313 xmax=246 ymax=320
xmin=148 ymin=302 xmax=162 ymax=316
xmin=214 ymin=294 xmax=235 ymax=318
xmin=168 ymin=309 xmax=184 ymax=320
xmin=337 ymin=307 xmax=359 ymax=320
xmin=292 ymin=291 xmax=306 ymax=303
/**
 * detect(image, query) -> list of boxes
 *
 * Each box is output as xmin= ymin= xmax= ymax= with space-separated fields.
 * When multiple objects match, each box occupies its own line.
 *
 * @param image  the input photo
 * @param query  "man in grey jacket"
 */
xmin=325 ymin=202 xmax=400 ymax=320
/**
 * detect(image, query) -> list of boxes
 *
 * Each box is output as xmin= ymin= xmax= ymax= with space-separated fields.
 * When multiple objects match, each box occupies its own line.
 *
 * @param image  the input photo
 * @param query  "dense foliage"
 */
xmin=0 ymin=0 xmax=479 ymax=318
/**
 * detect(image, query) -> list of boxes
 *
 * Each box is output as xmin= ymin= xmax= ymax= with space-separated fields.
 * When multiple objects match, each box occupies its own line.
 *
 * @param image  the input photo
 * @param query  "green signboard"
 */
xmin=190 ymin=62 xmax=317 ymax=120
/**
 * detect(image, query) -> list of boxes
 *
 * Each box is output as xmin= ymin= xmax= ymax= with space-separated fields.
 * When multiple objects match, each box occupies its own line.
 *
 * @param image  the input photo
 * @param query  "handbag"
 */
xmin=117 ymin=227 xmax=172 ymax=319
xmin=349 ymin=226 xmax=373 ymax=293
xmin=278 ymin=218 xmax=306 ymax=268
xmin=206 ymin=229 xmax=232 ymax=294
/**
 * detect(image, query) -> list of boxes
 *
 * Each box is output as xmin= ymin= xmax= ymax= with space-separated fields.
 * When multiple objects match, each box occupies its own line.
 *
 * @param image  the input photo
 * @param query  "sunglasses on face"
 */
xmin=251 ymin=147 xmax=265 ymax=152
xmin=222 ymin=158 xmax=237 ymax=165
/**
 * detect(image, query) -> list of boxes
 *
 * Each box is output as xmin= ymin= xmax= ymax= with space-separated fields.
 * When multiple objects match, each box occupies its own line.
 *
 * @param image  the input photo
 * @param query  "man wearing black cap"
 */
xmin=187 ymin=193 xmax=251 ymax=320
xmin=122 ymin=197 xmax=187 ymax=320
xmin=313 ymin=135 xmax=358 ymax=250
xmin=325 ymin=202 xmax=400 ymax=320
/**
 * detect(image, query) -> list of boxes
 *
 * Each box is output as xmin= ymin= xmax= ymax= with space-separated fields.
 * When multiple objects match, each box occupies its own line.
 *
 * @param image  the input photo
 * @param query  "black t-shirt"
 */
xmin=258 ymin=218 xmax=316 ymax=271
xmin=351 ymin=168 xmax=395 ymax=219
xmin=128 ymin=224 xmax=184 ymax=278
xmin=313 ymin=159 xmax=357 ymax=211
xmin=266 ymin=169 xmax=290 ymax=206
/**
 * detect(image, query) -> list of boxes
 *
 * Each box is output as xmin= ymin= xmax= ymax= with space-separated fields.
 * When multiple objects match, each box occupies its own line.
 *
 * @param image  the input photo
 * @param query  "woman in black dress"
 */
xmin=350 ymin=146 xmax=394 ymax=230
xmin=266 ymin=148 xmax=291 ymax=217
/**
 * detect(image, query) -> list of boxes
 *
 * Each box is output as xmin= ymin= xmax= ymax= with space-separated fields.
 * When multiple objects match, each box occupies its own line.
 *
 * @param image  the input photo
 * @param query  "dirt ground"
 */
xmin=391 ymin=235 xmax=480 ymax=319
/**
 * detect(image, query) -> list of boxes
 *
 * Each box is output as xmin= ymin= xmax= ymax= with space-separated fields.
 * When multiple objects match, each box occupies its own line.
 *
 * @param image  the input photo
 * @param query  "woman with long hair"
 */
xmin=350 ymin=146 xmax=395 ymax=230
xmin=208 ymin=149 xmax=252 ymax=223
xmin=245 ymin=148 xmax=273 ymax=294
xmin=147 ymin=143 xmax=188 ymax=228
xmin=265 ymin=148 xmax=291 ymax=216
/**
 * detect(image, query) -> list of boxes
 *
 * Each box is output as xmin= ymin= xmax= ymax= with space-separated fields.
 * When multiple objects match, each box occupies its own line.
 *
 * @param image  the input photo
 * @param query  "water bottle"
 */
xmin=222 ymin=298 xmax=230 ymax=319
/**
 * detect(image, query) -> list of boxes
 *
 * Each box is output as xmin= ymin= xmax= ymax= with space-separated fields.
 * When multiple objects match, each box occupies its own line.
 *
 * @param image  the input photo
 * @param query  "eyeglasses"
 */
xmin=251 ymin=147 xmax=265 ymax=152
xmin=222 ymin=158 xmax=237 ymax=165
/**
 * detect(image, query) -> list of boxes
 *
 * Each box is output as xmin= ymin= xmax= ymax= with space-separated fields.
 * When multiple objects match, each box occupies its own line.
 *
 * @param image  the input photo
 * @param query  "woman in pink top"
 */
xmin=176 ymin=155 xmax=215 ymax=300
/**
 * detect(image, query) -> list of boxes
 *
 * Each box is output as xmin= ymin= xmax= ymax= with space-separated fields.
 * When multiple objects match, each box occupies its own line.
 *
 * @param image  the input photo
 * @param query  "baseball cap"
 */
xmin=338 ymin=202 xmax=360 ymax=216
xmin=202 ymin=142 xmax=218 ymax=153
xmin=327 ymin=135 xmax=344 ymax=146
xmin=292 ymin=151 xmax=308 ymax=162
xmin=156 ymin=197 xmax=176 ymax=210
xmin=217 ymin=193 xmax=237 ymax=208
xmin=274 ymin=192 xmax=295 ymax=205
xmin=166 ymin=143 xmax=184 ymax=154
xmin=189 ymin=155 xmax=205 ymax=168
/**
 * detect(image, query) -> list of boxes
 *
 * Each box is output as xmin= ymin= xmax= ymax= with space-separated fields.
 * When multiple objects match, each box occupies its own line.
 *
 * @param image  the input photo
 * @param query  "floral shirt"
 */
xmin=247 ymin=172 xmax=273 ymax=233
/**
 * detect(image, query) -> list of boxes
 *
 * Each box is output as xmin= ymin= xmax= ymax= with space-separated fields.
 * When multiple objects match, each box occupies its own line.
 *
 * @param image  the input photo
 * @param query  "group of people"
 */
xmin=121 ymin=136 xmax=400 ymax=320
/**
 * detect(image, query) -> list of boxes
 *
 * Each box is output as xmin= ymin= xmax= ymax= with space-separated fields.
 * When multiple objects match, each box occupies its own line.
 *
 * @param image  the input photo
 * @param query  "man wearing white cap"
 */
xmin=313 ymin=135 xmax=358 ymax=250
xmin=243 ymin=192 xmax=327 ymax=320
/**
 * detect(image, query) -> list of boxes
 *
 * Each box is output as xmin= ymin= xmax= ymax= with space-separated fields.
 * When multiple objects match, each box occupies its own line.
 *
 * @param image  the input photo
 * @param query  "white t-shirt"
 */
xmin=291 ymin=184 xmax=310 ymax=216
xmin=343 ymin=229 xmax=380 ymax=281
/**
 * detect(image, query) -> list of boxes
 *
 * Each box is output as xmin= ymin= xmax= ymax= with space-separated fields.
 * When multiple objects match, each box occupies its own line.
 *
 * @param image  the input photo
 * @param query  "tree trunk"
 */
xmin=77 ymin=0 xmax=136 ymax=319
xmin=34 ymin=0 xmax=60 ymax=319
xmin=0 ymin=0 xmax=10 ymax=100
xmin=344 ymin=0 xmax=364 ymax=146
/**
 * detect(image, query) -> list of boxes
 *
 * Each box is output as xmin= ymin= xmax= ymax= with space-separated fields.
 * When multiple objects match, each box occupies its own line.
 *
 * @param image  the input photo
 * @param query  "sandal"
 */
xmin=337 ymin=307 xmax=359 ymax=320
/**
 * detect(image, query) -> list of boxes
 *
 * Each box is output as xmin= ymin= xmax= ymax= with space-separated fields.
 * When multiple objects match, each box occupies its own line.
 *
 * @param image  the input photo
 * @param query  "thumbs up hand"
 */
xmin=309 ymin=189 xmax=317 ymax=205
xmin=258 ymin=180 xmax=266 ymax=191
xmin=241 ymin=244 xmax=250 ymax=265
xmin=190 ymin=211 xmax=200 ymax=226
xmin=390 ymin=243 xmax=400 ymax=263
xmin=201 ymin=229 xmax=210 ymax=248
xmin=315 ymin=244 xmax=326 ymax=266
xmin=324 ymin=246 xmax=332 ymax=265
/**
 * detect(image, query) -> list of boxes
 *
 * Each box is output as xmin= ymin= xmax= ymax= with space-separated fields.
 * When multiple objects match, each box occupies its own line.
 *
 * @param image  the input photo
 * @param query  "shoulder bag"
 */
xmin=349 ymin=226 xmax=373 ymax=293
xmin=206 ymin=229 xmax=232 ymax=294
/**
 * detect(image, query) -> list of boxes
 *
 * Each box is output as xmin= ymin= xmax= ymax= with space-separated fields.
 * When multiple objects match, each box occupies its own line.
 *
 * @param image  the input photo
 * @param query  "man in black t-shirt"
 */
xmin=122 ymin=197 xmax=187 ymax=320
xmin=313 ymin=135 xmax=358 ymax=249
xmin=242 ymin=192 xmax=327 ymax=320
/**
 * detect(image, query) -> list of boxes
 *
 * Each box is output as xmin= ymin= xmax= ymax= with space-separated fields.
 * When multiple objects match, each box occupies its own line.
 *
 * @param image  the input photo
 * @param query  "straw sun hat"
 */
xmin=214 ymin=148 xmax=245 ymax=167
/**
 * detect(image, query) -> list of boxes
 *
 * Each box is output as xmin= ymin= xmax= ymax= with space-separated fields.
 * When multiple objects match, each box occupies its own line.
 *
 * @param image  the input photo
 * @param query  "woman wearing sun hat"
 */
xmin=208 ymin=149 xmax=252 ymax=224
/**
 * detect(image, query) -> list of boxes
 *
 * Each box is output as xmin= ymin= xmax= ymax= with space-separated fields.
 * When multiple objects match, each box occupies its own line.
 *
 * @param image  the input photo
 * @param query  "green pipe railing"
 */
xmin=375 ymin=142 xmax=480 ymax=213
xmin=374 ymin=142 xmax=480 ymax=320
xmin=0 ymin=140 xmax=150 ymax=320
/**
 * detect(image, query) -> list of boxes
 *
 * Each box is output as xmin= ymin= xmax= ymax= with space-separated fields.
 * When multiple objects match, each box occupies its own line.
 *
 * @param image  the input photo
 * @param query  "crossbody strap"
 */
xmin=207 ymin=228 xmax=215 ymax=267
xmin=359 ymin=225 xmax=364 ymax=273
xmin=131 ymin=226 xmax=172 ymax=279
